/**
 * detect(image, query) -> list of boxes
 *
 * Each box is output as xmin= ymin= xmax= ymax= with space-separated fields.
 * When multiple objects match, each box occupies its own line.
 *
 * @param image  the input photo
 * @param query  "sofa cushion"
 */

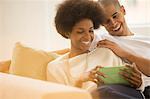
xmin=0 ymin=72 xmax=92 ymax=99
xmin=9 ymin=42 xmax=59 ymax=80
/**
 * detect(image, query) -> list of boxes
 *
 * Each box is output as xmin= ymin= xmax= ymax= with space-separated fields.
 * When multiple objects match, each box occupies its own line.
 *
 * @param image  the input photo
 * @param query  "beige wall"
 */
xmin=0 ymin=0 xmax=149 ymax=60
xmin=0 ymin=0 xmax=50 ymax=60
xmin=0 ymin=0 xmax=69 ymax=60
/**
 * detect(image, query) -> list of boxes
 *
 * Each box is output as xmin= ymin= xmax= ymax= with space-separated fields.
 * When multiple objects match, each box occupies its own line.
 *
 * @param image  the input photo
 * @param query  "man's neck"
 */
xmin=124 ymin=27 xmax=134 ymax=36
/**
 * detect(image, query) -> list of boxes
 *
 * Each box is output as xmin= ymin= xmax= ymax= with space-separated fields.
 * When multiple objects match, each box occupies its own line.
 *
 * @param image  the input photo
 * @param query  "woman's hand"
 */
xmin=119 ymin=64 xmax=142 ymax=88
xmin=97 ymin=39 xmax=129 ymax=59
xmin=76 ymin=66 xmax=106 ymax=87
xmin=89 ymin=66 xmax=105 ymax=85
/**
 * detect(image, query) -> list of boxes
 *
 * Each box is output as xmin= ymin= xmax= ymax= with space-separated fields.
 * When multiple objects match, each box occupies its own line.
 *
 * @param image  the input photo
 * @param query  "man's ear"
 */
xmin=120 ymin=5 xmax=126 ymax=15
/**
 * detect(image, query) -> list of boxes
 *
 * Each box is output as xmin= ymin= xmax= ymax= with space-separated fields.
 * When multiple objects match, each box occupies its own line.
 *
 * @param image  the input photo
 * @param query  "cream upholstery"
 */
xmin=0 ymin=73 xmax=92 ymax=99
xmin=9 ymin=42 xmax=58 ymax=80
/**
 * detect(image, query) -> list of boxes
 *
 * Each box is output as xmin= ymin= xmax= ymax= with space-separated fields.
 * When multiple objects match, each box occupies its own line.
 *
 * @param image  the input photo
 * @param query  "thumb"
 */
xmin=132 ymin=63 xmax=141 ymax=73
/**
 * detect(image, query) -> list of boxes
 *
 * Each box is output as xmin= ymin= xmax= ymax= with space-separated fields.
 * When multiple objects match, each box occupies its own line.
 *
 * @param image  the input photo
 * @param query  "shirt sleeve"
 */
xmin=136 ymin=74 xmax=145 ymax=92
xmin=47 ymin=61 xmax=68 ymax=85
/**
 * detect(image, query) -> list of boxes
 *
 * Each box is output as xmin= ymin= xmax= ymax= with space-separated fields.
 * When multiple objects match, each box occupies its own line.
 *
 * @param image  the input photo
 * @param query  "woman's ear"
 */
xmin=65 ymin=32 xmax=70 ymax=39
xmin=120 ymin=5 xmax=126 ymax=15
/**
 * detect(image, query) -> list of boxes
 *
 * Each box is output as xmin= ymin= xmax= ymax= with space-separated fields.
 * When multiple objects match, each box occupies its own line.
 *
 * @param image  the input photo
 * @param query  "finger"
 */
xmin=133 ymin=63 xmax=141 ymax=74
xmin=120 ymin=68 xmax=131 ymax=74
xmin=99 ymin=39 xmax=114 ymax=44
xmin=125 ymin=77 xmax=140 ymax=88
xmin=97 ymin=39 xmax=115 ymax=46
xmin=88 ymin=77 xmax=103 ymax=86
xmin=131 ymin=71 xmax=141 ymax=79
xmin=125 ymin=64 xmax=132 ymax=68
xmin=95 ymin=66 xmax=103 ymax=70
xmin=125 ymin=65 xmax=141 ymax=77
xmin=120 ymin=72 xmax=139 ymax=88
xmin=97 ymin=77 xmax=104 ymax=85
xmin=96 ymin=67 xmax=107 ymax=78
xmin=119 ymin=71 xmax=130 ymax=79
xmin=120 ymin=72 xmax=141 ymax=88
xmin=94 ymin=75 xmax=105 ymax=86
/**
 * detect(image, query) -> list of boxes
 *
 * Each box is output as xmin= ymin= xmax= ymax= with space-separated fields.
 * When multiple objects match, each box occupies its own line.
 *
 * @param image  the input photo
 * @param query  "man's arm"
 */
xmin=125 ymin=53 xmax=150 ymax=76
xmin=97 ymin=39 xmax=150 ymax=76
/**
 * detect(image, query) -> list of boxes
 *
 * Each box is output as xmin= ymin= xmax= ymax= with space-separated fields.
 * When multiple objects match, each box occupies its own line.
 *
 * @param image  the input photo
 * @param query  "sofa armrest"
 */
xmin=0 ymin=73 xmax=92 ymax=99
xmin=0 ymin=60 xmax=11 ymax=73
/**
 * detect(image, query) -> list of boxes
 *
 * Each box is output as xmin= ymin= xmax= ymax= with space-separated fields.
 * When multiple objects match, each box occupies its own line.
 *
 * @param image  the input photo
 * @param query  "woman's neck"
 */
xmin=69 ymin=48 xmax=89 ymax=58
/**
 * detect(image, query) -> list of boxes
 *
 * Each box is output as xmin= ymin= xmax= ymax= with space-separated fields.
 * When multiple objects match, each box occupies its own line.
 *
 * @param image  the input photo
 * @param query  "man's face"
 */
xmin=102 ymin=4 xmax=129 ymax=36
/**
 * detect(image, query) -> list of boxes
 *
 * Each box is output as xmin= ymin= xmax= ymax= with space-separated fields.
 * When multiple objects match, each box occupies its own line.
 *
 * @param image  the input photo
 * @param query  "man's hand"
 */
xmin=119 ymin=64 xmax=142 ymax=88
xmin=97 ymin=39 xmax=129 ymax=59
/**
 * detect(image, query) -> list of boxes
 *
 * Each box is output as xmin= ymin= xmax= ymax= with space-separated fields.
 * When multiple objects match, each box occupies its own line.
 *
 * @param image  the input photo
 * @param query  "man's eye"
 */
xmin=113 ymin=16 xmax=117 ymax=18
xmin=113 ymin=14 xmax=119 ymax=19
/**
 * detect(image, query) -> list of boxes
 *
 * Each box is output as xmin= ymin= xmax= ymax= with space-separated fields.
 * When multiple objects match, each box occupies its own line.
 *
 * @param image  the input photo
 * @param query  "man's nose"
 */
xmin=110 ymin=18 xmax=117 ymax=26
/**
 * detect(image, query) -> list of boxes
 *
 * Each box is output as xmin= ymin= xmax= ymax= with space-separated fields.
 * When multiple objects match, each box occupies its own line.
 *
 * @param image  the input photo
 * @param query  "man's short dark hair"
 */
xmin=98 ymin=0 xmax=121 ymax=9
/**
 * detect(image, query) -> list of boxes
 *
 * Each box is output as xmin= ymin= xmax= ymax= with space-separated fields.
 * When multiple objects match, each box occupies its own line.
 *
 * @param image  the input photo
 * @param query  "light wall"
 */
xmin=0 ymin=2 xmax=3 ymax=52
xmin=0 ymin=0 xmax=50 ymax=60
xmin=48 ymin=0 xmax=69 ymax=52
xmin=0 ymin=0 xmax=70 ymax=60
xmin=0 ymin=0 xmax=149 ymax=60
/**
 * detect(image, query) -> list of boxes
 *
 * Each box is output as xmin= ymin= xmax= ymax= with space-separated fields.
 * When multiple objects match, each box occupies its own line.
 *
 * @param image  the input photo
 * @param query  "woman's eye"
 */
xmin=77 ymin=31 xmax=83 ymax=34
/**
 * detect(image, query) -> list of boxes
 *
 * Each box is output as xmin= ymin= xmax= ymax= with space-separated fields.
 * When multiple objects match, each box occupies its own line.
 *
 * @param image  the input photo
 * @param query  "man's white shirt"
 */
xmin=89 ymin=32 xmax=150 ymax=91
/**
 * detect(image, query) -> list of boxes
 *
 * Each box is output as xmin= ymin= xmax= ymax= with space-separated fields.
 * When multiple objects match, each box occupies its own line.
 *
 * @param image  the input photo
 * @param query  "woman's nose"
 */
xmin=84 ymin=32 xmax=92 ymax=40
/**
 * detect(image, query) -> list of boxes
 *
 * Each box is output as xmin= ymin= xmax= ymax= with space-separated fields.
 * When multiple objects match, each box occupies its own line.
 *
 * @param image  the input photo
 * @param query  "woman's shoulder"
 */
xmin=47 ymin=52 xmax=69 ymax=67
xmin=89 ymin=47 xmax=114 ymax=56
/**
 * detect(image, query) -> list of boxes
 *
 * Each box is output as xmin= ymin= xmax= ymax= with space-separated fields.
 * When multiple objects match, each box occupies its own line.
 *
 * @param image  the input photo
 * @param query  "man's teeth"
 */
xmin=113 ymin=25 xmax=120 ymax=31
xmin=82 ymin=41 xmax=90 ymax=45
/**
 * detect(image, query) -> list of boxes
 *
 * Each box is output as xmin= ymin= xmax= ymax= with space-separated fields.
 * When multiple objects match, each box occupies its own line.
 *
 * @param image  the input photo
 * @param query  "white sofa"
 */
xmin=0 ymin=73 xmax=92 ymax=99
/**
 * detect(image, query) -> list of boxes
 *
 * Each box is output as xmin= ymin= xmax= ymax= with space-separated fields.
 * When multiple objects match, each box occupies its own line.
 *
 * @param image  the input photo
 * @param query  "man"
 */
xmin=90 ymin=0 xmax=150 ymax=98
xmin=95 ymin=0 xmax=150 ymax=76
xmin=0 ymin=0 xmax=149 ymax=98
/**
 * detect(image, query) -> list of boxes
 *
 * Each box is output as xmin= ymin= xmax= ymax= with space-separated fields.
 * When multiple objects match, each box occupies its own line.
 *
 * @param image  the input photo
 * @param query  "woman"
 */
xmin=47 ymin=0 xmax=143 ymax=98
xmin=47 ymin=0 xmax=123 ymax=90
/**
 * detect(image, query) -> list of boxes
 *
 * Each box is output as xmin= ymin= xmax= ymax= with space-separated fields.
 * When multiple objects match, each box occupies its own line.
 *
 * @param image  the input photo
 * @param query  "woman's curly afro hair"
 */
xmin=55 ymin=0 xmax=105 ymax=39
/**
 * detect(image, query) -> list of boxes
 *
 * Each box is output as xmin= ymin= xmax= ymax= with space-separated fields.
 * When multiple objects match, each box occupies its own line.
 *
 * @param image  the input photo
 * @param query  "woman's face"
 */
xmin=69 ymin=19 xmax=94 ymax=53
